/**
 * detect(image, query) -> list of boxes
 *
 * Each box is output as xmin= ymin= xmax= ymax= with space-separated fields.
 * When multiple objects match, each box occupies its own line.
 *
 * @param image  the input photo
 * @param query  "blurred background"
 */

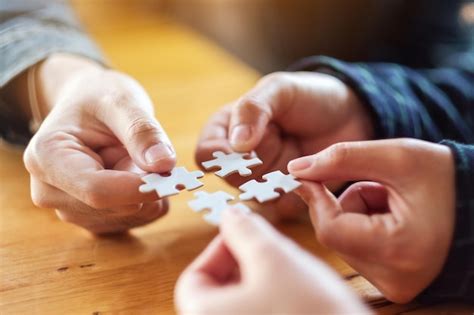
xmin=91 ymin=0 xmax=474 ymax=73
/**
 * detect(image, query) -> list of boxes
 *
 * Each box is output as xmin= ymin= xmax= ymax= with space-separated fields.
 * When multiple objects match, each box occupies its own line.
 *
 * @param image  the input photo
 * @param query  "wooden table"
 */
xmin=0 ymin=1 xmax=471 ymax=314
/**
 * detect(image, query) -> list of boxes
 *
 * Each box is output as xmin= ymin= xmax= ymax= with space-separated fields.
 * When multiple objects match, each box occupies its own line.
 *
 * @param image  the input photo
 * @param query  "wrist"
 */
xmin=34 ymin=53 xmax=105 ymax=117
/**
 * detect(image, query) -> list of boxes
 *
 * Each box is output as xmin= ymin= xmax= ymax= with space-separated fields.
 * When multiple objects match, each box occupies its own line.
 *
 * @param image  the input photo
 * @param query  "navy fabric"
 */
xmin=292 ymin=54 xmax=474 ymax=303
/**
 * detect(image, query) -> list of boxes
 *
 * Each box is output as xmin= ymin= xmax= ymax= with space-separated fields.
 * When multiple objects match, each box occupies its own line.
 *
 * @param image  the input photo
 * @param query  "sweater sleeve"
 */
xmin=0 ymin=0 xmax=105 ymax=87
xmin=0 ymin=0 xmax=105 ymax=145
xmin=289 ymin=54 xmax=474 ymax=302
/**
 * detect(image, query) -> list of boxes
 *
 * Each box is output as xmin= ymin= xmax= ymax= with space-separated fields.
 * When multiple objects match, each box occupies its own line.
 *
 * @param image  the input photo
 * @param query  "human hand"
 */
xmin=23 ymin=54 xmax=176 ymax=234
xmin=175 ymin=208 xmax=370 ymax=315
xmin=288 ymin=139 xmax=456 ymax=303
xmin=195 ymin=71 xmax=374 ymax=218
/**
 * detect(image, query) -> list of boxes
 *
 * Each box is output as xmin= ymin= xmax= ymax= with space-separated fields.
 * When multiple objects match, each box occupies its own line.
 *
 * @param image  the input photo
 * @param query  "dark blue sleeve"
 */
xmin=289 ymin=55 xmax=474 ymax=143
xmin=289 ymin=54 xmax=474 ymax=303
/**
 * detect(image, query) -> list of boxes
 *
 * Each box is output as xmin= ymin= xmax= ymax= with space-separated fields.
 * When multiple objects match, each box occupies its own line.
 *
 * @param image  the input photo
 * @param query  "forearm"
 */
xmin=0 ymin=0 xmax=106 ymax=144
xmin=2 ymin=53 xmax=105 ymax=122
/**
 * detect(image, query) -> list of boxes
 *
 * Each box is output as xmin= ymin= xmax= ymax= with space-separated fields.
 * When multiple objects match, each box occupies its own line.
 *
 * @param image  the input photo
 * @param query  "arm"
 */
xmin=0 ymin=0 xmax=104 ymax=145
xmin=289 ymin=53 xmax=474 ymax=143
xmin=0 ymin=1 xmax=177 ymax=233
xmin=288 ymin=50 xmax=474 ymax=302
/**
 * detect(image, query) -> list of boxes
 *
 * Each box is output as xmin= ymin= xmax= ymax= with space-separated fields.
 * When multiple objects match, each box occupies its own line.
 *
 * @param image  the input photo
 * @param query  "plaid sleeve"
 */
xmin=289 ymin=55 xmax=474 ymax=144
xmin=290 ymin=55 xmax=474 ymax=302
xmin=416 ymin=140 xmax=474 ymax=303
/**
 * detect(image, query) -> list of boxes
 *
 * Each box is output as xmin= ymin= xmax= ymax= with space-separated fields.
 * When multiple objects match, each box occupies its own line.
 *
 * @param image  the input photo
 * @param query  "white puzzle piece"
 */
xmin=201 ymin=151 xmax=263 ymax=178
xmin=238 ymin=171 xmax=301 ymax=203
xmin=188 ymin=190 xmax=251 ymax=225
xmin=139 ymin=166 xmax=204 ymax=198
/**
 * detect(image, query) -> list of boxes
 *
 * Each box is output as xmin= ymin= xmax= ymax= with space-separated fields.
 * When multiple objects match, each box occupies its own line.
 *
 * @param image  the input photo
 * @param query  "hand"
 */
xmin=195 ymin=71 xmax=374 ymax=219
xmin=288 ymin=139 xmax=456 ymax=303
xmin=175 ymin=208 xmax=370 ymax=315
xmin=22 ymin=54 xmax=176 ymax=234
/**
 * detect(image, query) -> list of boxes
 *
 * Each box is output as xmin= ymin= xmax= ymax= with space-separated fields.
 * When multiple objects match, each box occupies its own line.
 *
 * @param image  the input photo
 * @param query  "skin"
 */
xmin=175 ymin=207 xmax=371 ymax=315
xmin=288 ymin=139 xmax=456 ymax=303
xmin=195 ymin=71 xmax=374 ymax=219
xmin=4 ymin=53 xmax=176 ymax=234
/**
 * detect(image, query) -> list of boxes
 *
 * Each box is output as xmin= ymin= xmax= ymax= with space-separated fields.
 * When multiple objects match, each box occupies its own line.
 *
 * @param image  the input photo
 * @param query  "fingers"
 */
xmin=25 ymin=133 xmax=158 ymax=209
xmin=195 ymin=105 xmax=233 ymax=166
xmin=30 ymin=177 xmax=167 ymax=233
xmin=288 ymin=140 xmax=415 ymax=185
xmin=338 ymin=182 xmax=388 ymax=214
xmin=97 ymin=73 xmax=176 ymax=173
xmin=228 ymin=73 xmax=294 ymax=152
xmin=181 ymin=236 xmax=239 ymax=287
xmin=295 ymin=181 xmax=393 ymax=258
xmin=219 ymin=207 xmax=287 ymax=277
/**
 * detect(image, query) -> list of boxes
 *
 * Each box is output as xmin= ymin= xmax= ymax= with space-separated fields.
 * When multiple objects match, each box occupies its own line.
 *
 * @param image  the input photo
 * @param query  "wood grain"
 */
xmin=0 ymin=1 xmax=472 ymax=314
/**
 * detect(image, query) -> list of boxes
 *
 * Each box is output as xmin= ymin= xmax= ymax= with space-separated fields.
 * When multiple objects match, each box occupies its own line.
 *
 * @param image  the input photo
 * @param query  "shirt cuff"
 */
xmin=288 ymin=55 xmax=431 ymax=140
xmin=0 ymin=21 xmax=105 ymax=87
xmin=418 ymin=140 xmax=474 ymax=302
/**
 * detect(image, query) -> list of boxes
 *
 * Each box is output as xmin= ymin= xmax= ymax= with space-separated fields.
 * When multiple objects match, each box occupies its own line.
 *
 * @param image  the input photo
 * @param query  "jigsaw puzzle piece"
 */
xmin=262 ymin=171 xmax=301 ymax=193
xmin=238 ymin=180 xmax=280 ymax=203
xmin=238 ymin=171 xmax=301 ymax=203
xmin=188 ymin=190 xmax=251 ymax=225
xmin=201 ymin=151 xmax=262 ymax=177
xmin=139 ymin=166 xmax=204 ymax=198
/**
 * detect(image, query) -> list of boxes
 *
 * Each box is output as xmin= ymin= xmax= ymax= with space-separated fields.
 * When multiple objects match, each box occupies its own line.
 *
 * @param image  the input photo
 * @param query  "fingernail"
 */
xmin=288 ymin=157 xmax=312 ymax=171
xmin=230 ymin=124 xmax=252 ymax=147
xmin=144 ymin=143 xmax=174 ymax=165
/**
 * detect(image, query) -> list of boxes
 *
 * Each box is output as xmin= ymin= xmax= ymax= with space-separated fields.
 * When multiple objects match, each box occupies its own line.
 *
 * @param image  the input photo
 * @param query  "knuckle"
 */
xmin=392 ymin=139 xmax=422 ymax=170
xmin=82 ymin=183 xmax=109 ymax=209
xmin=23 ymin=144 xmax=37 ymax=174
xmin=236 ymin=96 xmax=266 ymax=115
xmin=248 ymin=237 xmax=281 ymax=262
xmin=126 ymin=117 xmax=160 ymax=142
xmin=260 ymin=71 xmax=292 ymax=85
xmin=30 ymin=190 xmax=52 ymax=209
xmin=315 ymin=226 xmax=333 ymax=248
xmin=381 ymin=285 xmax=416 ymax=304
xmin=325 ymin=142 xmax=351 ymax=166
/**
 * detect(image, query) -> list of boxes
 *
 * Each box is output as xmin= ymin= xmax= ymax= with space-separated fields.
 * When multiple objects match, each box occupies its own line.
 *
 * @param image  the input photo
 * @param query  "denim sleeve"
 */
xmin=290 ymin=53 xmax=474 ymax=302
xmin=0 ymin=0 xmax=105 ymax=87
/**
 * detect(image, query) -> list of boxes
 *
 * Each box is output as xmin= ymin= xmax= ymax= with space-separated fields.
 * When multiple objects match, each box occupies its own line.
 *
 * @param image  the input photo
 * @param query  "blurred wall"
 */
xmin=142 ymin=0 xmax=472 ymax=73
xmin=161 ymin=0 xmax=399 ymax=73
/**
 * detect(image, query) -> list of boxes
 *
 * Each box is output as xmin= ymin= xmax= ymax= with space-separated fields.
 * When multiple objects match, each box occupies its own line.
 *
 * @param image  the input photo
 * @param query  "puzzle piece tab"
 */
xmin=139 ymin=166 xmax=204 ymax=197
xmin=188 ymin=190 xmax=251 ymax=225
xmin=238 ymin=171 xmax=301 ymax=203
xmin=201 ymin=151 xmax=263 ymax=178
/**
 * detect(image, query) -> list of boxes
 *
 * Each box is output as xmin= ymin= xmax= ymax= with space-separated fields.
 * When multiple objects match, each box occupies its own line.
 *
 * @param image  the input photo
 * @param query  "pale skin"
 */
xmin=175 ymin=207 xmax=371 ymax=315
xmin=4 ymin=53 xmax=176 ymax=234
xmin=196 ymin=73 xmax=457 ymax=304
xmin=195 ymin=71 xmax=374 ymax=219
xmin=7 ymin=54 xmax=457 ymax=308
xmin=288 ymin=139 xmax=456 ymax=303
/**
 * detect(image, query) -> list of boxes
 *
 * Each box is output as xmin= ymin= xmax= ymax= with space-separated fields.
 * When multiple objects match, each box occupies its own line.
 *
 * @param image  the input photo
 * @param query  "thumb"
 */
xmin=101 ymin=92 xmax=176 ymax=173
xmin=295 ymin=181 xmax=388 ymax=258
xmin=219 ymin=207 xmax=285 ymax=273
xmin=229 ymin=74 xmax=293 ymax=152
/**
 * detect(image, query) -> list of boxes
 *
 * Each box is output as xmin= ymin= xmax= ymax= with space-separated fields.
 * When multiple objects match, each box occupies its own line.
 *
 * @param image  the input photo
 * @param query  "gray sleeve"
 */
xmin=0 ymin=0 xmax=105 ymax=87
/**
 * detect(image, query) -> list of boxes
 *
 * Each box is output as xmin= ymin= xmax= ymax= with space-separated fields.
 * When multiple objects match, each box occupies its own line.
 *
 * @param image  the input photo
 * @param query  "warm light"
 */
xmin=460 ymin=2 xmax=474 ymax=24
